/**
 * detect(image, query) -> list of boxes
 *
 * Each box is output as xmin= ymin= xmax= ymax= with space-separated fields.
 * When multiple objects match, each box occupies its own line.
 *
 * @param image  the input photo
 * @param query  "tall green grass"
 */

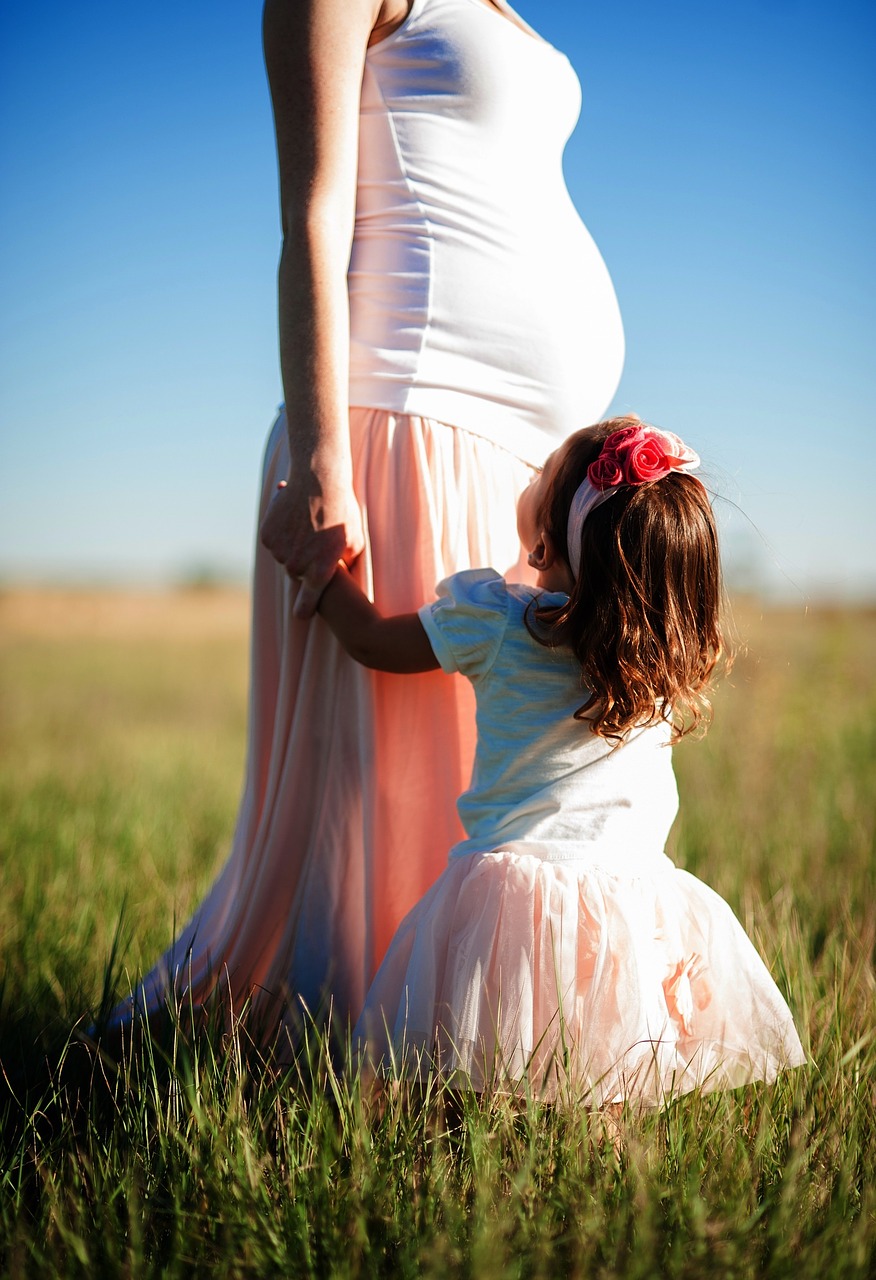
xmin=1 ymin=590 xmax=874 ymax=1277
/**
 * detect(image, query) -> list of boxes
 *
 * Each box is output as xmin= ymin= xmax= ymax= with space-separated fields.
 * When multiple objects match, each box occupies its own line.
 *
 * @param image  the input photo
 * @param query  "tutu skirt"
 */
xmin=353 ymin=849 xmax=807 ymax=1104
xmin=111 ymin=409 xmax=535 ymax=1037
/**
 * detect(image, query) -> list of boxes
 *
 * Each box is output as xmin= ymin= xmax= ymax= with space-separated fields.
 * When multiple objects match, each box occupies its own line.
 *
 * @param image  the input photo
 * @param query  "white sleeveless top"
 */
xmin=349 ymin=0 xmax=625 ymax=465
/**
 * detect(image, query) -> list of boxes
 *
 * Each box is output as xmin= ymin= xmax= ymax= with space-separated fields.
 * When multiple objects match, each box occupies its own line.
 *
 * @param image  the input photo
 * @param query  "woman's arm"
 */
xmin=318 ymin=568 xmax=441 ymax=674
xmin=259 ymin=0 xmax=383 ymax=617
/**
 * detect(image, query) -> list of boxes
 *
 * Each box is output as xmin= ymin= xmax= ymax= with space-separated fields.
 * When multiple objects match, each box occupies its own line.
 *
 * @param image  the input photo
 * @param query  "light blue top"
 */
xmin=418 ymin=569 xmax=679 ymax=870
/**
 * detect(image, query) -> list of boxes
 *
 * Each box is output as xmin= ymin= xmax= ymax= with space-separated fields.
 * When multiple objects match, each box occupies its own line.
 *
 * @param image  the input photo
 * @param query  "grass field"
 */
xmin=0 ymin=586 xmax=874 ymax=1277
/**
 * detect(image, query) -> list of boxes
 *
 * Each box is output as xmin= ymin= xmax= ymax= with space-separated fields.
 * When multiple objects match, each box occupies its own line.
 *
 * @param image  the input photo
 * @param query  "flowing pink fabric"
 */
xmin=113 ymin=409 xmax=535 ymax=1035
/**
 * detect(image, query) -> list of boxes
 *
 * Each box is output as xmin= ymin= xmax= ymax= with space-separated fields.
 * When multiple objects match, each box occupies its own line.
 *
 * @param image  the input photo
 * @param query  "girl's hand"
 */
xmin=260 ymin=471 xmax=365 ymax=619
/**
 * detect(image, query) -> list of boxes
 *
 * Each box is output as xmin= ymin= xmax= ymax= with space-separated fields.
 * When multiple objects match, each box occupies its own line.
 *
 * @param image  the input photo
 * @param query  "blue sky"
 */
xmin=1 ymin=0 xmax=874 ymax=598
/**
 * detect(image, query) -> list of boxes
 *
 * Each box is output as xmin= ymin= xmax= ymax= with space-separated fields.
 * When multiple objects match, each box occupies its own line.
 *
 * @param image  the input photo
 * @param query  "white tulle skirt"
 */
xmin=353 ymin=849 xmax=807 ymax=1104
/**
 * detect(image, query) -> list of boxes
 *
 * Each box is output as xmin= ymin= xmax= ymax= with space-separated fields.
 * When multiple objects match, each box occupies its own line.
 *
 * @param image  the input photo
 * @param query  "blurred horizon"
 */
xmin=1 ymin=0 xmax=875 ymax=603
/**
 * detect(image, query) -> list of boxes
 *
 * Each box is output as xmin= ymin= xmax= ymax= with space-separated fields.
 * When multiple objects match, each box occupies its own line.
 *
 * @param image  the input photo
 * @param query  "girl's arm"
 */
xmin=318 ymin=568 xmax=441 ymax=674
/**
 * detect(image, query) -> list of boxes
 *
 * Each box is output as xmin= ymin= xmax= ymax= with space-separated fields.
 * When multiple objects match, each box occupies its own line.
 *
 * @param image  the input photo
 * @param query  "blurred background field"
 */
xmin=0 ymin=587 xmax=874 ymax=1276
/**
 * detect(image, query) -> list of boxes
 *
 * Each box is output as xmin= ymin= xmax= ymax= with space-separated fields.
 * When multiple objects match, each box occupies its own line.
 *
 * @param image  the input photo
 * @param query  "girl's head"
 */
xmin=520 ymin=416 xmax=726 ymax=742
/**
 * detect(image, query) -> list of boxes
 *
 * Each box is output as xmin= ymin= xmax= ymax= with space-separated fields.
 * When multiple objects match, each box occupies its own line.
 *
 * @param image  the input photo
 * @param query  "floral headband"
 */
xmin=566 ymin=425 xmax=701 ymax=578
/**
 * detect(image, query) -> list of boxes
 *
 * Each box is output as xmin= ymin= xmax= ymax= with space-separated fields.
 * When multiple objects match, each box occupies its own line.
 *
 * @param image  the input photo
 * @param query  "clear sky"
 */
xmin=1 ymin=0 xmax=874 ymax=599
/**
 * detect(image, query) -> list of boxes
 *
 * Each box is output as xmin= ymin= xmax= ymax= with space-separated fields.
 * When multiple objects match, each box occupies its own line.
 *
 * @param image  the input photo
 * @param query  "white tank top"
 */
xmin=349 ymin=0 xmax=624 ymax=464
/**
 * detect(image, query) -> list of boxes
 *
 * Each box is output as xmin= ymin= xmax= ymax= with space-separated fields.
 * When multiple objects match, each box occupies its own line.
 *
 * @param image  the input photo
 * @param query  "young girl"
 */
xmin=313 ymin=416 xmax=806 ymax=1103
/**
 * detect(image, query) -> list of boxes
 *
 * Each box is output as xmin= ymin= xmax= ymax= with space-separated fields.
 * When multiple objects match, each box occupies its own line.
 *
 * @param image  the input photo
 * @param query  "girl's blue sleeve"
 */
xmin=417 ymin=569 xmax=510 ymax=679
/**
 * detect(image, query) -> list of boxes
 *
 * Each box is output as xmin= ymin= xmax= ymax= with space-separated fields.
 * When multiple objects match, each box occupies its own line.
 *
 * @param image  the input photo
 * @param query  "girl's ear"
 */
xmin=528 ymin=530 xmax=560 ymax=571
xmin=528 ymin=529 xmax=575 ymax=592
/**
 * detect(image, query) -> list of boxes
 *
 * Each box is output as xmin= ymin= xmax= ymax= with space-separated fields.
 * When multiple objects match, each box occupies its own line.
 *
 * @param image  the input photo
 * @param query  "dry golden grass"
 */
xmin=0 ymin=585 xmax=250 ymax=640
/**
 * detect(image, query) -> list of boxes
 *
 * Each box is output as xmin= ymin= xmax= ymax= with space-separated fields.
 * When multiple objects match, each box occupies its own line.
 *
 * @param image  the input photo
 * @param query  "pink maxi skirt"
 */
xmin=113 ymin=408 xmax=536 ymax=1038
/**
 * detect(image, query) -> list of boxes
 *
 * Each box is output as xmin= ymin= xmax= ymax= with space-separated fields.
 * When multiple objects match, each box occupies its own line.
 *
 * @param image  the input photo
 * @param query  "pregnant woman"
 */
xmin=108 ymin=0 xmax=624 ymax=1045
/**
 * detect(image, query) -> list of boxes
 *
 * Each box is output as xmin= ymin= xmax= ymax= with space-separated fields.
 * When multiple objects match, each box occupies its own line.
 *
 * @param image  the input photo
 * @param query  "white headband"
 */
xmin=566 ymin=427 xmax=701 ymax=580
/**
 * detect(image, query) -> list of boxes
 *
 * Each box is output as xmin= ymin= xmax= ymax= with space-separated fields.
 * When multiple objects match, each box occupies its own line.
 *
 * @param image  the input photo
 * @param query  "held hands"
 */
xmin=259 ymin=469 xmax=365 ymax=619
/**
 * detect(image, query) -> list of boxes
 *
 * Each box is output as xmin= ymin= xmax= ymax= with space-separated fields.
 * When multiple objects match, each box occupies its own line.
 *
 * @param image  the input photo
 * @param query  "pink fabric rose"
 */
xmin=588 ymin=425 xmax=701 ymax=493
xmin=602 ymin=425 xmax=644 ymax=456
xmin=587 ymin=451 xmax=625 ymax=489
xmin=624 ymin=433 xmax=673 ymax=483
xmin=659 ymin=431 xmax=700 ymax=467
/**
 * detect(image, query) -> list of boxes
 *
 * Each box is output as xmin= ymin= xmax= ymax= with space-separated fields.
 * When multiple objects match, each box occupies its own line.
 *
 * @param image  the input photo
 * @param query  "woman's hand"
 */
xmin=260 ymin=469 xmax=365 ymax=618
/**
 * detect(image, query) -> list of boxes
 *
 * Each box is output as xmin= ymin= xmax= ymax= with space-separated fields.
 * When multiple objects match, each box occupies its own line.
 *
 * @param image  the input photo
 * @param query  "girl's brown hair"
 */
xmin=530 ymin=416 xmax=727 ymax=742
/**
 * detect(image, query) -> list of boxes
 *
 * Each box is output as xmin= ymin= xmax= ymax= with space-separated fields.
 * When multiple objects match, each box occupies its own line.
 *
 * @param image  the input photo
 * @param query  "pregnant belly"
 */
xmin=430 ymin=208 xmax=624 ymax=430
xmin=348 ymin=199 xmax=624 ymax=441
